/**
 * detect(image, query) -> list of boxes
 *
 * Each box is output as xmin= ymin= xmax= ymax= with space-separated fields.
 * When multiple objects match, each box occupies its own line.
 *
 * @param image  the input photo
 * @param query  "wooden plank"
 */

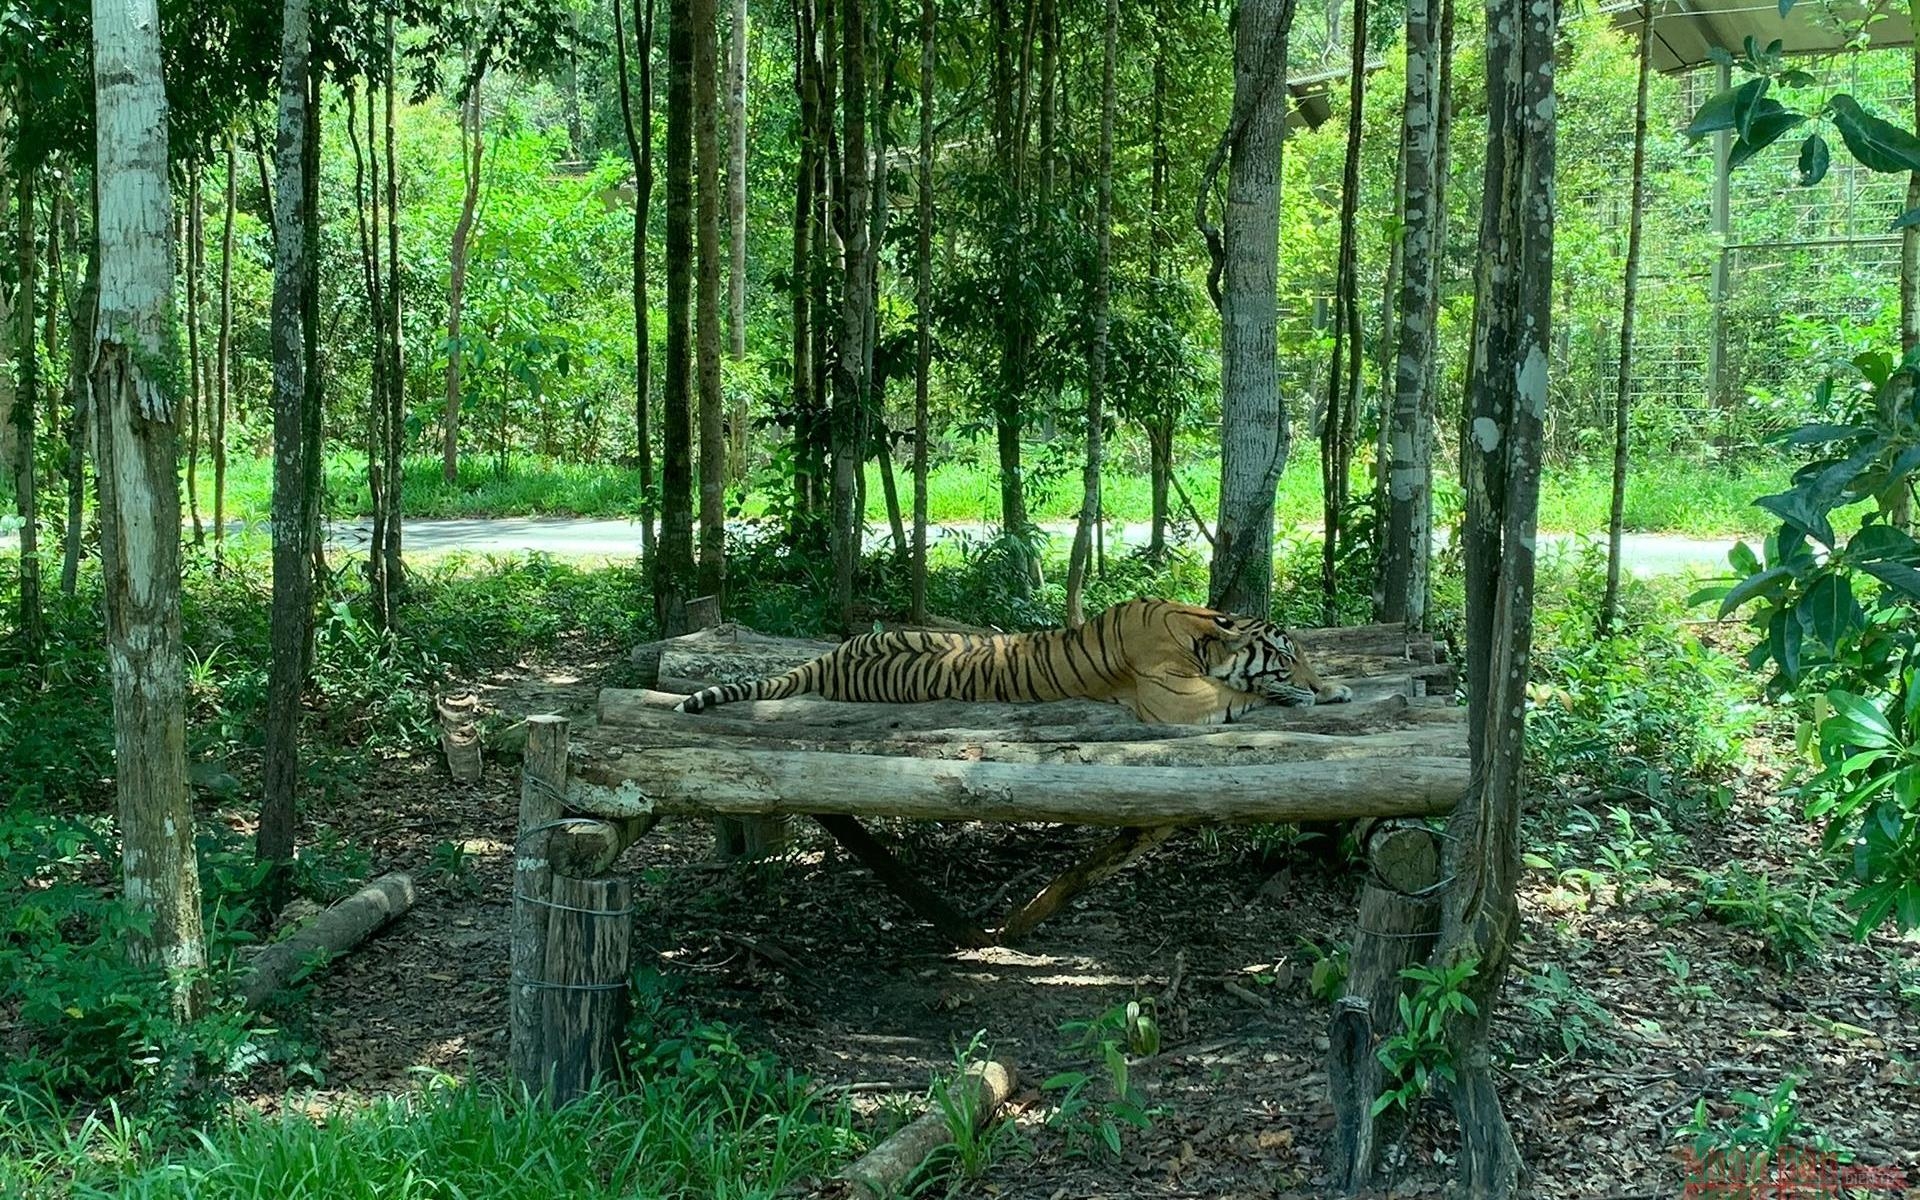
xmin=568 ymin=746 xmax=1468 ymax=826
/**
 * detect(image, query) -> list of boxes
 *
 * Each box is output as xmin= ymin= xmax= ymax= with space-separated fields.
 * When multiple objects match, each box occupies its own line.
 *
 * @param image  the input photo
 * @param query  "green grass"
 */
xmin=189 ymin=447 xmax=1796 ymax=539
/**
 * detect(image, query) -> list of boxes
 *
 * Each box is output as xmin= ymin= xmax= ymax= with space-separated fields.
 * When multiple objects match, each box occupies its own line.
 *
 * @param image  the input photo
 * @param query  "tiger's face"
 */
xmin=1190 ymin=609 xmax=1351 ymax=707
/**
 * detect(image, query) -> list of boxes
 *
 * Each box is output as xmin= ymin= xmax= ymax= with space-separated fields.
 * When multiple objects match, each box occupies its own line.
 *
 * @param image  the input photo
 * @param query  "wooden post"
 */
xmin=541 ymin=873 xmax=634 ymax=1106
xmin=511 ymin=714 xmax=568 ymax=1097
xmin=1329 ymin=819 xmax=1442 ymax=1192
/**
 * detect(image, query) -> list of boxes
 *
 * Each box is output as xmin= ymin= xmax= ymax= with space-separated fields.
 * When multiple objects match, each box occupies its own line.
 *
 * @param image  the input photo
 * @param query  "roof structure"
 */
xmin=1604 ymin=0 xmax=1914 ymax=74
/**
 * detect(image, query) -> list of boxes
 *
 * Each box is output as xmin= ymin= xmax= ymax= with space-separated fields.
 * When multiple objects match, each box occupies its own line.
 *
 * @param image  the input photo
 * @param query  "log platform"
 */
xmin=557 ymin=619 xmax=1467 ymax=946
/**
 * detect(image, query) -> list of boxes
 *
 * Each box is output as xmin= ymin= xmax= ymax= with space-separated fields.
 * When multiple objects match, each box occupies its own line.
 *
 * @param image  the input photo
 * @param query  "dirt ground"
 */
xmin=268 ymin=645 xmax=1920 ymax=1199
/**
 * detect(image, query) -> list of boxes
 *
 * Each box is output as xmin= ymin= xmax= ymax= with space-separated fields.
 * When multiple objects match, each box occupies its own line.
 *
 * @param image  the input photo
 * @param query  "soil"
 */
xmin=256 ymin=640 xmax=1920 ymax=1199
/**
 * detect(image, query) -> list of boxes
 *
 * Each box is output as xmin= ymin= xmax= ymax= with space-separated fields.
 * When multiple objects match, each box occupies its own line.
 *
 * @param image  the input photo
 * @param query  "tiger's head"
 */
xmin=1182 ymin=606 xmax=1353 ymax=707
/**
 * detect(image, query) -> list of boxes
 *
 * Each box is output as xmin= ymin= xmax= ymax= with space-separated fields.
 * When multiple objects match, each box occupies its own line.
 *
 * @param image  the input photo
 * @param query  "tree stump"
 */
xmin=511 ymin=715 xmax=568 ymax=1096
xmin=540 ymin=873 xmax=633 ymax=1106
xmin=1329 ymin=819 xmax=1442 ymax=1193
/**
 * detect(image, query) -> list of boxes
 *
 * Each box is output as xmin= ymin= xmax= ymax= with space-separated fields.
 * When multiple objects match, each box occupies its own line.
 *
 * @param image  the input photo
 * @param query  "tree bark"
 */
xmin=911 ymin=0 xmax=934 ymax=625
xmin=1600 ymin=0 xmax=1654 ymax=630
xmin=615 ymin=0 xmax=657 ymax=572
xmin=989 ymin=0 xmax=1036 ymax=576
xmin=838 ymin=1060 xmax=1019 ymax=1198
xmin=381 ymin=21 xmax=405 ymax=607
xmin=263 ymin=0 xmax=315 ymax=914
xmin=61 ymin=215 xmax=98 ymax=596
xmin=440 ymin=73 xmax=486 ymax=485
xmin=1899 ymin=36 xmax=1919 ymax=533
xmin=1381 ymin=0 xmax=1449 ymax=629
xmin=831 ymin=0 xmax=871 ymax=635
xmin=1425 ymin=0 xmax=1556 ymax=1186
xmin=1145 ymin=13 xmax=1172 ymax=561
xmin=659 ymin=0 xmax=698 ymax=635
xmin=90 ymin=0 xmax=208 ymax=1019
xmin=214 ymin=138 xmax=235 ymax=566
xmin=1321 ymin=0 xmax=1367 ymax=626
xmin=1204 ymin=0 xmax=1298 ymax=615
xmin=726 ymin=0 xmax=749 ymax=478
xmin=350 ymin=83 xmax=391 ymax=629
xmin=792 ymin=0 xmax=819 ymax=530
xmin=237 ymin=874 xmax=417 ymax=1010
xmin=184 ymin=166 xmax=206 ymax=546
xmin=1066 ymin=0 xmax=1119 ymax=628
xmin=11 ymin=118 xmax=41 ymax=665
xmin=696 ymin=0 xmax=728 ymax=600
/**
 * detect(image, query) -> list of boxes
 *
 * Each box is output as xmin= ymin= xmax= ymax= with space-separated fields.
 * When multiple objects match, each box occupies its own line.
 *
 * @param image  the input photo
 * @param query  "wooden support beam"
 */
xmin=998 ymin=826 xmax=1178 ymax=942
xmin=511 ymin=715 xmax=568 ymax=1095
xmin=540 ymin=873 xmax=633 ymax=1106
xmin=237 ymin=873 xmax=417 ymax=1010
xmin=813 ymin=814 xmax=993 ymax=948
xmin=569 ymin=746 xmax=1467 ymax=827
xmin=547 ymin=815 xmax=658 ymax=878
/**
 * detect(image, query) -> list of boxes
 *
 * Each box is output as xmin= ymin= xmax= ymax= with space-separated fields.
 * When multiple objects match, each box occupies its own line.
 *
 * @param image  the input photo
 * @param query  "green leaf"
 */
xmin=1827 ymin=95 xmax=1920 ymax=173
xmin=1826 ymin=691 xmax=1896 ymax=750
xmin=1796 ymin=573 xmax=1864 ymax=651
xmin=1732 ymin=77 xmax=1772 ymax=140
xmin=1769 ymin=608 xmax=1804 ymax=682
xmin=1774 ymin=421 xmax=1869 ymax=446
xmin=1755 ymin=491 xmax=1838 ymax=548
xmin=1861 ymin=560 xmax=1920 ymax=603
xmin=1687 ymin=89 xmax=1740 ymax=138
xmin=1730 ymin=540 xmax=1762 ymax=575
xmin=1729 ymin=105 xmax=1806 ymax=169
xmin=1717 ymin=564 xmax=1794 ymax=616
xmin=1894 ymin=207 xmax=1920 ymax=232
xmin=1846 ymin=523 xmax=1920 ymax=563
xmin=1797 ymin=133 xmax=1831 ymax=185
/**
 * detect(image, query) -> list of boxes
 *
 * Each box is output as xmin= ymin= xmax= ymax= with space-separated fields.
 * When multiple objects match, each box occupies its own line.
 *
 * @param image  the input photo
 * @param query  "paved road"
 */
xmin=318 ymin=515 xmax=1740 ymax=578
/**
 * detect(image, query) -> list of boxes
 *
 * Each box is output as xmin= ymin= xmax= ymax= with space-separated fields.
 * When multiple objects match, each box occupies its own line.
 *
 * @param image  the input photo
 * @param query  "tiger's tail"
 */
xmin=674 ymin=657 xmax=828 ymax=714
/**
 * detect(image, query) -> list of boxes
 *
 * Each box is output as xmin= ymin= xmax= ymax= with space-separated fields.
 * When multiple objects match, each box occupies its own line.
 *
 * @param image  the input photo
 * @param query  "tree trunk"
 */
xmin=727 ymin=0 xmax=749 ymax=478
xmin=263 ymin=0 xmax=315 ymax=913
xmin=440 ymin=74 xmax=485 ymax=485
xmin=1426 ymin=0 xmax=1555 ymax=1186
xmin=1203 ymin=0 xmax=1298 ymax=615
xmin=1600 ymin=0 xmax=1653 ymax=630
xmin=1066 ymin=0 xmax=1119 ymax=628
xmin=990 ymin=0 xmax=1034 ymax=575
xmin=185 ymin=166 xmax=206 ymax=546
xmin=214 ymin=138 xmax=235 ymax=566
xmin=301 ymin=68 xmax=325 ymax=597
xmin=1898 ymin=38 xmax=1918 ymax=533
xmin=911 ymin=0 xmax=934 ymax=625
xmin=831 ymin=0 xmax=871 ymax=636
xmin=615 ymin=0 xmax=657 ymax=572
xmin=876 ymin=414 xmax=909 ymax=560
xmin=90 ymin=0 xmax=208 ymax=1019
xmin=1320 ymin=0 xmax=1367 ymax=627
xmin=11 ymin=119 xmax=42 ymax=665
xmin=350 ymin=83 xmax=391 ymax=629
xmin=381 ymin=20 xmax=405 ymax=606
xmin=1381 ymin=0 xmax=1448 ymax=629
xmin=61 ymin=218 xmax=98 ymax=596
xmin=1145 ymin=15 xmax=1171 ymax=562
xmin=0 ymin=92 xmax=11 ymax=493
xmin=791 ymin=0 xmax=818 ymax=532
xmin=696 ymin=0 xmax=728 ymax=600
xmin=659 ymin=0 xmax=698 ymax=635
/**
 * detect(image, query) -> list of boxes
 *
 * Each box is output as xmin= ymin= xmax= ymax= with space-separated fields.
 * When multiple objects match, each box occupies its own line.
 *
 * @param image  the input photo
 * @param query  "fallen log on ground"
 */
xmin=238 ymin=873 xmax=417 ymax=1010
xmin=836 ymin=1058 xmax=1020 ymax=1200
xmin=567 ymin=745 xmax=1468 ymax=826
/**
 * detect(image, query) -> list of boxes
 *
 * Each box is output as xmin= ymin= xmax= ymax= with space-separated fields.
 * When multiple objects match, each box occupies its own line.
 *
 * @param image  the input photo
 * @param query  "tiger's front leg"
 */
xmin=1127 ymin=674 xmax=1241 ymax=726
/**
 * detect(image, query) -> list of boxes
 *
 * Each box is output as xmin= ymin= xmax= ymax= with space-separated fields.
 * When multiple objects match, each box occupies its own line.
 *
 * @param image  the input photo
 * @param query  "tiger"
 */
xmin=673 ymin=598 xmax=1353 ymax=726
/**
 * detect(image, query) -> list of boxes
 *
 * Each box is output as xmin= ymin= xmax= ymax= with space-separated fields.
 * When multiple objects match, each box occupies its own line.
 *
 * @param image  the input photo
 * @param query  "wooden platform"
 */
xmin=551 ymin=621 xmax=1469 ymax=944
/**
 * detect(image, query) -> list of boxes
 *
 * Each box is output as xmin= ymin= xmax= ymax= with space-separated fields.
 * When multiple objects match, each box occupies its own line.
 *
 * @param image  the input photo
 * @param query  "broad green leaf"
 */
xmin=1755 ymin=491 xmax=1837 ymax=549
xmin=1826 ymin=690 xmax=1896 ymax=749
xmin=1797 ymin=133 xmax=1831 ymax=184
xmin=1732 ymin=77 xmax=1772 ymax=140
xmin=1774 ymin=421 xmax=1868 ymax=446
xmin=1796 ymin=573 xmax=1864 ymax=651
xmin=1730 ymin=105 xmax=1807 ymax=168
xmin=1842 ymin=523 xmax=1918 ymax=563
xmin=1718 ymin=564 xmax=1793 ymax=616
xmin=1730 ymin=540 xmax=1762 ymax=575
xmin=1828 ymin=95 xmax=1920 ymax=173
xmin=1771 ymin=608 xmax=1804 ymax=681
xmin=1861 ymin=560 xmax=1920 ymax=604
xmin=1781 ymin=70 xmax=1817 ymax=89
xmin=1686 ymin=89 xmax=1740 ymax=138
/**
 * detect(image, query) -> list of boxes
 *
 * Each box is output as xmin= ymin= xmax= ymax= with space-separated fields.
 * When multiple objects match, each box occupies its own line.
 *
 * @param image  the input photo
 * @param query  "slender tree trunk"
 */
xmin=1202 ymin=0 xmax=1298 ymax=614
xmin=301 ymin=68 xmax=325 ymax=598
xmin=615 ymin=0 xmax=658 ymax=572
xmin=1897 ymin=40 xmax=1918 ymax=532
xmin=1320 ymin=0 xmax=1367 ymax=626
xmin=990 ymin=0 xmax=1034 ymax=570
xmin=831 ymin=0 xmax=870 ymax=636
xmin=381 ymin=18 xmax=405 ymax=600
xmin=791 ymin=0 xmax=818 ymax=533
xmin=727 ymin=0 xmax=749 ymax=477
xmin=90 ymin=0 xmax=208 ymax=1019
xmin=263 ymin=0 xmax=315 ymax=913
xmin=61 ymin=215 xmax=98 ymax=596
xmin=350 ymin=84 xmax=390 ymax=628
xmin=911 ymin=0 xmax=934 ymax=625
xmin=809 ymin=0 xmax=835 ymax=530
xmin=1066 ymin=0 xmax=1118 ymax=627
xmin=0 ymin=93 xmax=12 ymax=494
xmin=1381 ymin=0 xmax=1447 ymax=628
xmin=1146 ymin=14 xmax=1172 ymax=562
xmin=185 ymin=166 xmax=206 ymax=546
xmin=1425 ymin=0 xmax=1555 ymax=1187
xmin=696 ymin=0 xmax=727 ymax=600
xmin=12 ymin=120 xmax=42 ymax=664
xmin=215 ymin=138 xmax=235 ymax=566
xmin=659 ymin=0 xmax=698 ymax=634
xmin=1600 ymin=0 xmax=1654 ymax=631
xmin=441 ymin=74 xmax=485 ymax=485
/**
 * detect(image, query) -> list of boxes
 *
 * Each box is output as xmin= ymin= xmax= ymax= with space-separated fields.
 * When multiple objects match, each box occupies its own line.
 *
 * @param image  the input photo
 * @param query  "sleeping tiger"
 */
xmin=673 ymin=598 xmax=1353 ymax=726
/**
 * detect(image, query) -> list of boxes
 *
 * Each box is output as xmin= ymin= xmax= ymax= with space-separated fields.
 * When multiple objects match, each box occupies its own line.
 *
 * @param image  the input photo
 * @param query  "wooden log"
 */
xmin=686 ymin=594 xmax=722 ymax=629
xmin=597 ymin=688 xmax=1460 ymax=739
xmin=437 ymin=694 xmax=484 ymax=783
xmin=569 ymin=746 xmax=1468 ymax=826
xmin=1291 ymin=622 xmax=1411 ymax=658
xmin=837 ymin=1058 xmax=1020 ymax=1200
xmin=540 ymin=873 xmax=633 ymax=1106
xmin=511 ymin=715 xmax=569 ymax=1095
xmin=547 ymin=815 xmax=658 ymax=878
xmin=1329 ymin=820 xmax=1443 ymax=1193
xmin=629 ymin=625 xmax=834 ymax=688
xmin=583 ymin=720 xmax=1469 ymax=767
xmin=237 ymin=873 xmax=417 ymax=1010
xmin=998 ymin=826 xmax=1178 ymax=942
xmin=813 ymin=814 xmax=992 ymax=948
